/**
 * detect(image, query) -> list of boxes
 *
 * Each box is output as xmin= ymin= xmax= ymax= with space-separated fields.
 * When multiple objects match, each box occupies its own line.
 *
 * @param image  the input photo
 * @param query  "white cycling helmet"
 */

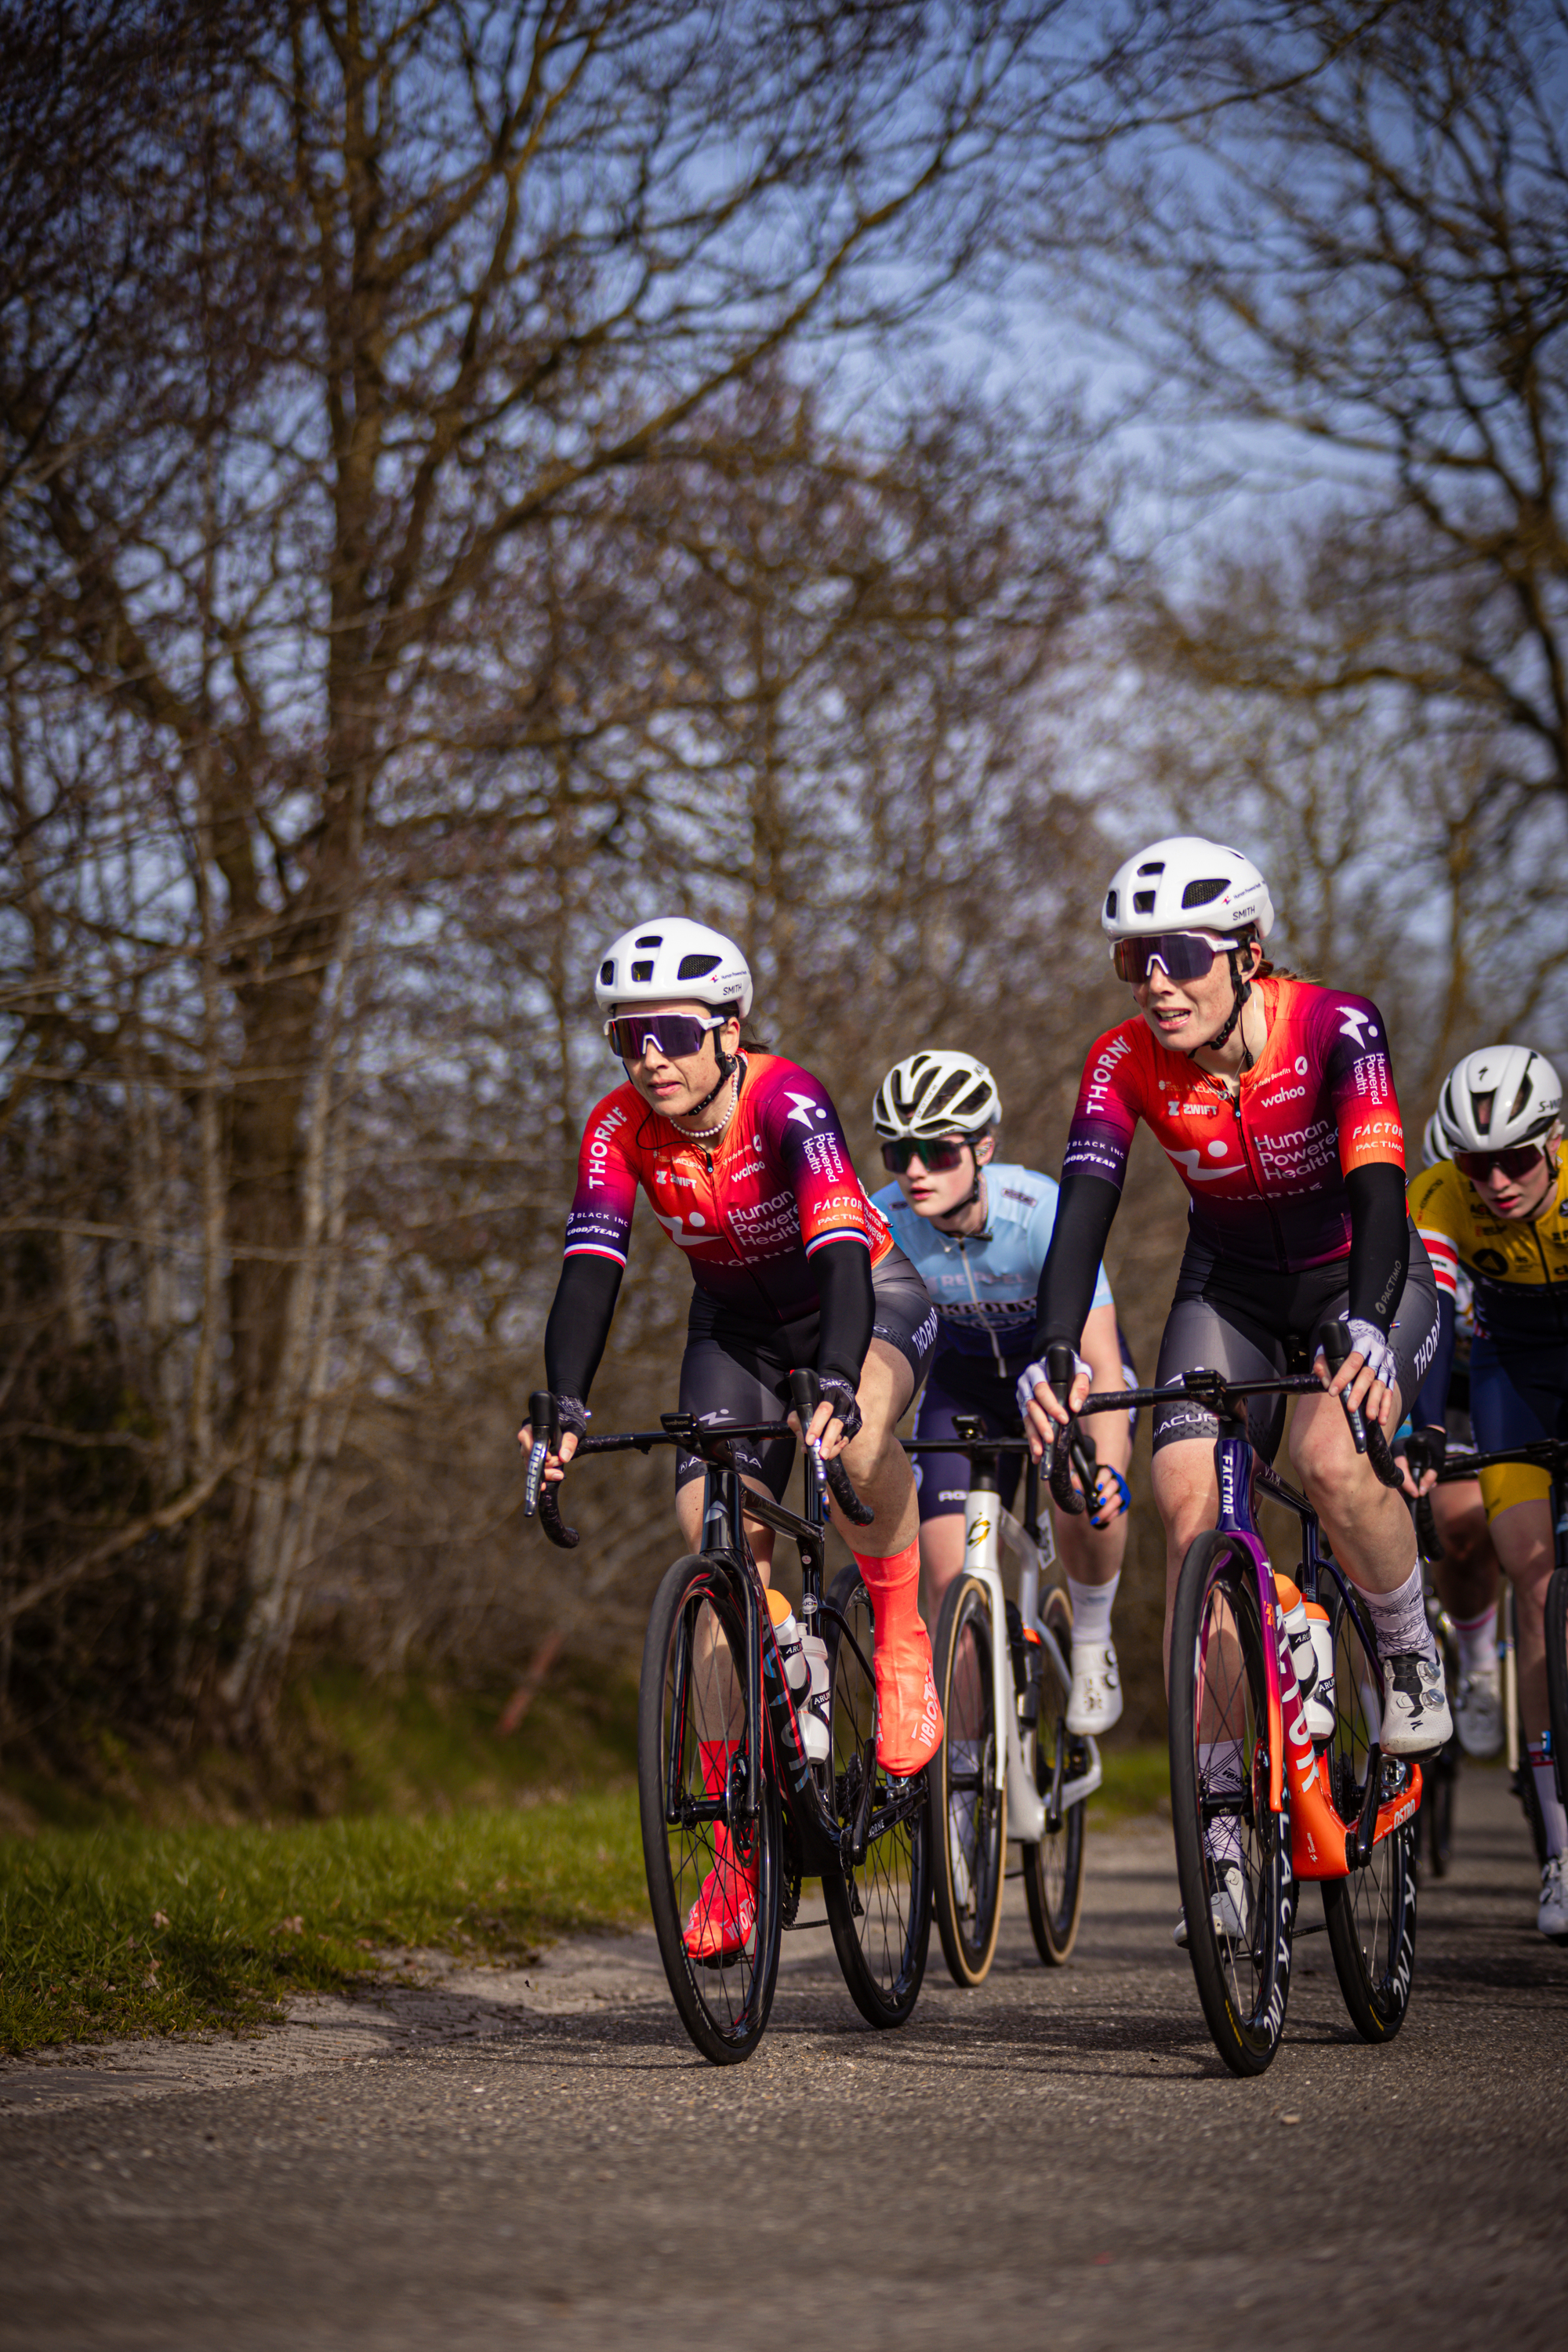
xmin=1434 ymin=1046 xmax=1563 ymax=1155
xmin=1420 ymin=1110 xmax=1450 ymax=1169
xmin=1100 ymin=836 xmax=1275 ymax=946
xmin=593 ymin=918 xmax=753 ymax=1020
xmin=873 ymin=1051 xmax=1001 ymax=1139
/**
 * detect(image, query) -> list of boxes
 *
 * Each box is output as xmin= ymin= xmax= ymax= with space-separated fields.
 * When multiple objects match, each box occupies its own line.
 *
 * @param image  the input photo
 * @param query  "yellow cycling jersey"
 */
xmin=1408 ymin=1156 xmax=1568 ymax=1352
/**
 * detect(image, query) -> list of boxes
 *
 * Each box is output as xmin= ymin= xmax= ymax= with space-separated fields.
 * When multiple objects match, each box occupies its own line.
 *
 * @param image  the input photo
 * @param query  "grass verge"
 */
xmin=0 ymin=1788 xmax=648 ymax=2057
xmin=1087 ymin=1740 xmax=1171 ymax=1828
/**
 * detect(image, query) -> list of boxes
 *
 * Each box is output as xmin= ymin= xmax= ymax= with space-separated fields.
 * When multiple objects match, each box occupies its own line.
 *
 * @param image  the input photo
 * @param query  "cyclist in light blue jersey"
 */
xmin=871 ymin=1051 xmax=1135 ymax=1733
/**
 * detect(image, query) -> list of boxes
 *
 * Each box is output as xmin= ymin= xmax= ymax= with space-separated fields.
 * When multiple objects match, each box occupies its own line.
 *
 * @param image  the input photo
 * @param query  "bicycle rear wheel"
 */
xmin=1168 ymin=1531 xmax=1292 ymax=2077
xmin=930 ymin=1573 xmax=1005 ymax=1986
xmin=822 ymin=1564 xmax=932 ymax=2027
xmin=637 ymin=1553 xmax=782 ymax=2065
xmin=1320 ymin=1582 xmax=1417 ymax=2043
xmin=1545 ymin=1564 xmax=1568 ymax=1818
xmin=1022 ymin=1585 xmax=1087 ymax=1965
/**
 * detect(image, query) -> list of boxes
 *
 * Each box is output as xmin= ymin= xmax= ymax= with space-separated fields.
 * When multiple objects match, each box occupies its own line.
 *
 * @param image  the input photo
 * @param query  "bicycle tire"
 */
xmin=1168 ymin=1530 xmax=1293 ymax=2077
xmin=1545 ymin=1565 xmax=1568 ymax=1816
xmin=637 ymin=1553 xmax=782 ymax=2065
xmin=930 ymin=1573 xmax=1006 ymax=1987
xmin=1022 ymin=1585 xmax=1087 ymax=1965
xmin=1320 ymin=1582 xmax=1417 ymax=2043
xmin=1514 ymin=1664 xmax=1549 ymax=1867
xmin=821 ymin=1563 xmax=932 ymax=2027
xmin=1422 ymin=1746 xmax=1456 ymax=1880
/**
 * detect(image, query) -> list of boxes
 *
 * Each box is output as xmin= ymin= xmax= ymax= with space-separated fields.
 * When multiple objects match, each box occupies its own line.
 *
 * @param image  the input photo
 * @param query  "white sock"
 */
xmin=1067 ymin=1571 xmax=1120 ymax=1650
xmin=1349 ymin=1559 xmax=1432 ymax=1660
xmin=1454 ymin=1606 xmax=1498 ymax=1681
xmin=1527 ymin=1744 xmax=1568 ymax=1860
xmin=1198 ymin=1738 xmax=1243 ymax=1869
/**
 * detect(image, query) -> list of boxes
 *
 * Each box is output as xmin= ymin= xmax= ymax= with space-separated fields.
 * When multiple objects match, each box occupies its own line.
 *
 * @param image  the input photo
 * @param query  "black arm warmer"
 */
xmin=1034 ymin=1173 xmax=1121 ymax=1356
xmin=1345 ymin=1162 xmax=1409 ymax=1334
xmin=1412 ymin=1290 xmax=1457 ymax=1433
xmin=543 ymin=1254 xmax=624 ymax=1403
xmin=812 ymin=1236 xmax=876 ymax=1388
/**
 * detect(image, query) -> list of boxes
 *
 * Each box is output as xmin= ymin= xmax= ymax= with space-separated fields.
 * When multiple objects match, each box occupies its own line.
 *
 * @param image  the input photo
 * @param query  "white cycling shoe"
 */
xmin=1540 ymin=1857 xmax=1568 ymax=1944
xmin=1378 ymin=1650 xmax=1454 ymax=1755
xmin=1174 ymin=1858 xmax=1250 ymax=1949
xmin=1066 ymin=1640 xmax=1123 ymax=1735
xmin=1454 ymin=1665 xmax=1504 ymax=1759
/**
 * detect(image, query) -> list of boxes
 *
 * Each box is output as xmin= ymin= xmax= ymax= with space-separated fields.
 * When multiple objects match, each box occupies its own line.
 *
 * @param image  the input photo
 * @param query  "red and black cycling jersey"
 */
xmin=1036 ymin=975 xmax=1414 ymax=1356
xmin=1062 ymin=975 xmax=1405 ymax=1271
xmin=563 ymin=1051 xmax=892 ymax=1323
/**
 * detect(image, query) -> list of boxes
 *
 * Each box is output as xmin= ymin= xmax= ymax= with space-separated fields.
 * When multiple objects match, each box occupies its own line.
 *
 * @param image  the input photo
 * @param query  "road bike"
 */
xmin=1403 ymin=1436 xmax=1536 ymax=1877
xmin=914 ymin=1421 xmax=1102 ymax=1987
xmin=1433 ymin=1440 xmax=1568 ymax=1855
xmin=1043 ymin=1324 xmax=1423 ymax=2078
xmin=523 ymin=1373 xmax=932 ymax=2065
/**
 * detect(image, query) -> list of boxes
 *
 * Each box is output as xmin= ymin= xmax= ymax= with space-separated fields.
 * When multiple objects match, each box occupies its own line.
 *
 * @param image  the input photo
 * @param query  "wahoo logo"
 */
xmin=785 ymin=1091 xmax=829 ymax=1128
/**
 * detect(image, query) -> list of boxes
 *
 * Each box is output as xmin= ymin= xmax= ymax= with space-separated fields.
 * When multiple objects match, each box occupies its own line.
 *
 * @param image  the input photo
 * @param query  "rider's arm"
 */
xmin=543 ymin=1087 xmax=640 ymax=1409
xmin=1344 ymin=1160 xmax=1408 ymax=1333
xmin=1033 ymin=1171 xmax=1121 ymax=1353
xmin=1032 ymin=1026 xmax=1139 ymax=1355
xmin=811 ymin=1236 xmax=876 ymax=1388
xmin=543 ymin=1254 xmax=623 ymax=1403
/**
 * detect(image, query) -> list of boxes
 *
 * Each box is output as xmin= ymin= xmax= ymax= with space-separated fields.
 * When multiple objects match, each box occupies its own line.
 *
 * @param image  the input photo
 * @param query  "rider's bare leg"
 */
xmin=1490 ymin=1496 xmax=1555 ymax=1745
xmin=1288 ymin=1383 xmax=1416 ymax=1591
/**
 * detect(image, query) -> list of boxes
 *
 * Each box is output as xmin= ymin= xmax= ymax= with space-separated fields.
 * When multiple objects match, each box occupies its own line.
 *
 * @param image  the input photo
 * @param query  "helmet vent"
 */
xmin=1104 ymin=889 xmax=1118 ymax=920
xmin=599 ymin=960 xmax=615 ymax=985
xmin=634 ymin=933 xmax=663 ymax=949
xmin=1471 ymin=1091 xmax=1493 ymax=1133
xmin=677 ymin=953 xmax=720 ymax=981
xmin=1135 ymin=860 xmax=1166 ymax=876
xmin=1132 ymin=889 xmax=1157 ymax=914
xmin=630 ymin=959 xmax=655 ymax=982
xmin=1508 ymin=1073 xmax=1534 ymax=1124
xmin=1181 ymin=877 xmax=1227 ymax=909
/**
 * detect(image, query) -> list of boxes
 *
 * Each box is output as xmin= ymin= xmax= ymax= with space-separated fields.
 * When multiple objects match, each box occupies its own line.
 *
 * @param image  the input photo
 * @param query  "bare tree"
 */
xmin=2 ymin=0 xmax=1119 ymax=1733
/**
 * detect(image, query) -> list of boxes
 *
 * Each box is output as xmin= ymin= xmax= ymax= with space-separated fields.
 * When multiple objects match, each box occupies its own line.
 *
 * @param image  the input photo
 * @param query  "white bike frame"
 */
xmin=960 ymin=1483 xmax=1102 ymax=1842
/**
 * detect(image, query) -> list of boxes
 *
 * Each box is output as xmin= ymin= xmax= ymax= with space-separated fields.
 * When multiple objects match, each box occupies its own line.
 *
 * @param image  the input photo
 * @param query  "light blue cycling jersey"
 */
xmin=870 ymin=1161 xmax=1114 ymax=1376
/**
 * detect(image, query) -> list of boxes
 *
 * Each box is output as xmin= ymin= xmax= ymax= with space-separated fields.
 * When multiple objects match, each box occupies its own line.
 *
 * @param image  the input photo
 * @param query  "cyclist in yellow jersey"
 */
xmin=1405 ymin=1047 xmax=1568 ymax=1940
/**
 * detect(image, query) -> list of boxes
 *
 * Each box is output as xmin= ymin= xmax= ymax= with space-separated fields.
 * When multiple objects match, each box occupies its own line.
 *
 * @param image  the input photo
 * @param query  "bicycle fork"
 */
xmin=959 ymin=1487 xmax=1102 ymax=1843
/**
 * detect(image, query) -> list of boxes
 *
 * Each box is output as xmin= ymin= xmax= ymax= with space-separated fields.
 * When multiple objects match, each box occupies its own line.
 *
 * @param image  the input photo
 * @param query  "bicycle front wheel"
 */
xmin=1545 ymin=1564 xmax=1568 ymax=1824
xmin=1320 ymin=1581 xmax=1417 ymax=2042
xmin=1168 ymin=1531 xmax=1293 ymax=2077
xmin=822 ymin=1564 xmax=932 ymax=2027
xmin=1022 ymin=1585 xmax=1087 ymax=1965
xmin=930 ymin=1573 xmax=1005 ymax=1987
xmin=637 ymin=1553 xmax=782 ymax=2066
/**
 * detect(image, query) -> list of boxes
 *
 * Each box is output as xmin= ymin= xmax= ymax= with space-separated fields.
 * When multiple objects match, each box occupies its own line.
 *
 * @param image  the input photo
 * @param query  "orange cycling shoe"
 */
xmin=683 ymin=1739 xmax=759 ymax=1964
xmin=857 ymin=1540 xmax=944 ymax=1777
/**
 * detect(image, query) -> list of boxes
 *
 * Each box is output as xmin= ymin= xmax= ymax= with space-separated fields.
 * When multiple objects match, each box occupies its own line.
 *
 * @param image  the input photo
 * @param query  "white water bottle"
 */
xmin=767 ymin=1589 xmax=809 ymax=1697
xmin=800 ymin=1632 xmax=831 ymax=1764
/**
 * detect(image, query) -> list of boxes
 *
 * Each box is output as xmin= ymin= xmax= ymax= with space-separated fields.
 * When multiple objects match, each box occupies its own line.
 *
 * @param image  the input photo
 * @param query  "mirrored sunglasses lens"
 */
xmin=924 ymin=1141 xmax=967 ymax=1171
xmin=1457 ymin=1145 xmax=1541 ymax=1181
xmin=881 ymin=1141 xmax=916 ymax=1172
xmin=608 ymin=1014 xmax=706 ymax=1060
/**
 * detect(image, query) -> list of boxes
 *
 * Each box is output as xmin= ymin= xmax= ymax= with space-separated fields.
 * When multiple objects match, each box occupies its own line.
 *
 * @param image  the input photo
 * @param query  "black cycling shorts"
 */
xmin=1152 ymin=1225 xmax=1439 ymax=1462
xmin=674 ymin=1246 xmax=938 ymax=1497
xmin=911 ymin=1330 xmax=1140 ymax=1523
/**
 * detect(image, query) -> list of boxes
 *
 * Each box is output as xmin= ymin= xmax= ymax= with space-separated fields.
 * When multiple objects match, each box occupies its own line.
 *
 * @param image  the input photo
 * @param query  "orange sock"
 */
xmin=852 ymin=1536 xmax=923 ymax=1625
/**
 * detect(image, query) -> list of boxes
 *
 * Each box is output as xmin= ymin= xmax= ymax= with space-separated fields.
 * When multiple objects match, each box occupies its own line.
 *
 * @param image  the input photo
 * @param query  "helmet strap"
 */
xmin=682 ymin=1039 xmax=742 ymax=1126
xmin=1188 ymin=943 xmax=1254 ymax=1069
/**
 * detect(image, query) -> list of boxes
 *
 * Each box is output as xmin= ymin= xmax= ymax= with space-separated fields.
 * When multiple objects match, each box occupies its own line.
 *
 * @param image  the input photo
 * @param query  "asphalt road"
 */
xmin=3 ymin=1764 xmax=1565 ymax=2351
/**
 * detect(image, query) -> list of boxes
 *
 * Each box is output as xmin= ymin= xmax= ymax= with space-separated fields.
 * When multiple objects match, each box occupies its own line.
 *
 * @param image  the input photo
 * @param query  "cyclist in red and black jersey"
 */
xmin=521 ymin=920 xmax=942 ymax=1959
xmin=1017 ymin=838 xmax=1450 ymax=1940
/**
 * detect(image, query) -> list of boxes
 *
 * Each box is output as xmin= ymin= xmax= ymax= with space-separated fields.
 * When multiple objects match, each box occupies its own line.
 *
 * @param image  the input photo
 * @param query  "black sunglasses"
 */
xmin=604 ymin=1011 xmax=728 ymax=1062
xmin=880 ymin=1137 xmax=974 ymax=1174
